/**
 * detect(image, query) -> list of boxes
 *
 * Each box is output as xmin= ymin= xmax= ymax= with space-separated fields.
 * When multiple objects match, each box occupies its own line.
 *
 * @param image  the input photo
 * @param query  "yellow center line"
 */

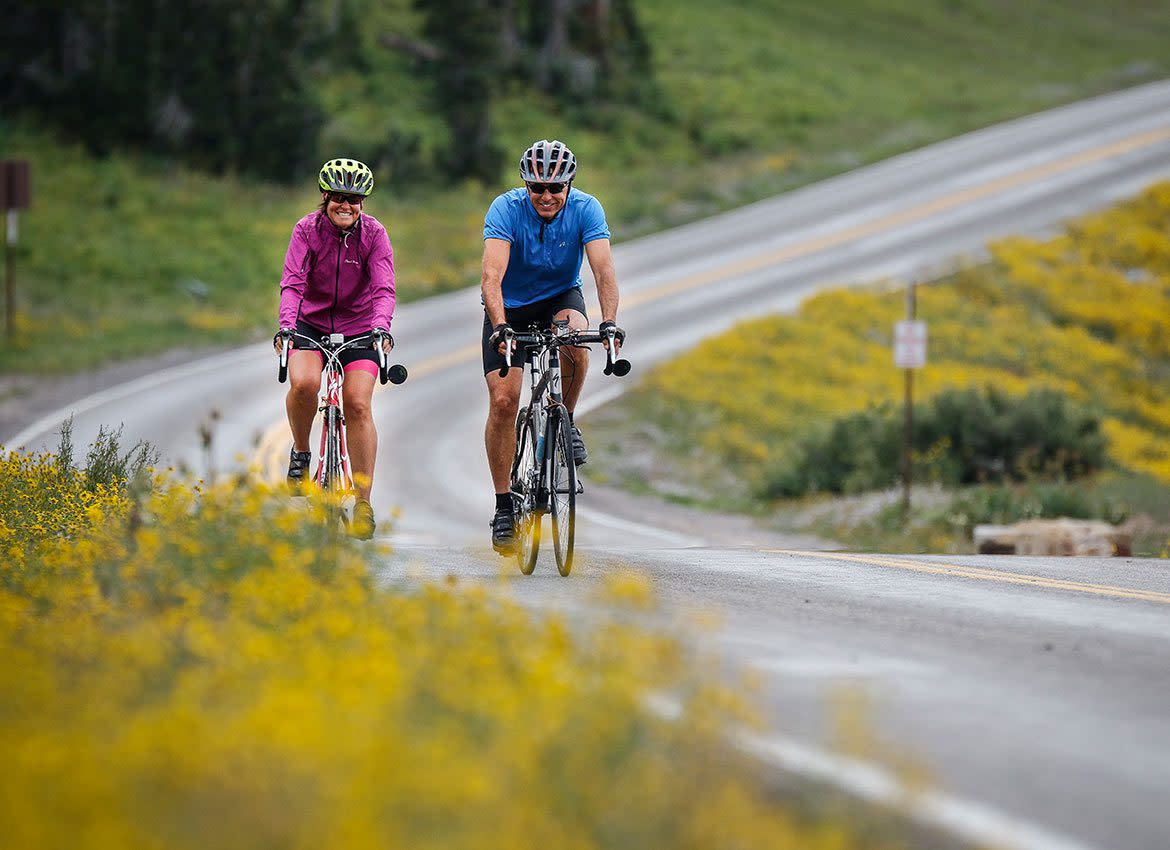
xmin=623 ymin=125 xmax=1170 ymax=308
xmin=760 ymin=549 xmax=1170 ymax=605
xmin=257 ymin=124 xmax=1170 ymax=480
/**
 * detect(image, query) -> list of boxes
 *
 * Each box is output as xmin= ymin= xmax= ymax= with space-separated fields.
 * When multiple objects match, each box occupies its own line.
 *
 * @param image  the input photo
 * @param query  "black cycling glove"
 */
xmin=599 ymin=320 xmax=626 ymax=346
xmin=372 ymin=327 xmax=394 ymax=352
xmin=488 ymin=322 xmax=514 ymax=350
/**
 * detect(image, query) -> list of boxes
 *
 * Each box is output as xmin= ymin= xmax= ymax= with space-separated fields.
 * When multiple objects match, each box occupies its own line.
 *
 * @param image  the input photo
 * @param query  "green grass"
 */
xmin=2 ymin=0 xmax=1167 ymax=373
xmin=0 ymin=128 xmax=489 ymax=372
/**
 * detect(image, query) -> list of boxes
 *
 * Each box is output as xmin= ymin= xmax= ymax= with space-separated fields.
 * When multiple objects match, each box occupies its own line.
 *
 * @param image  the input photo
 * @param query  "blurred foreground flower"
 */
xmin=0 ymin=441 xmax=892 ymax=850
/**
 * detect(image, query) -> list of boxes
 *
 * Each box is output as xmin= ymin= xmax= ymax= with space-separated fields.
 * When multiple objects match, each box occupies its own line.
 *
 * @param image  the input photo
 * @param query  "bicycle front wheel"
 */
xmin=512 ymin=408 xmax=541 ymax=575
xmin=548 ymin=411 xmax=576 ymax=576
xmin=321 ymin=407 xmax=349 ymax=531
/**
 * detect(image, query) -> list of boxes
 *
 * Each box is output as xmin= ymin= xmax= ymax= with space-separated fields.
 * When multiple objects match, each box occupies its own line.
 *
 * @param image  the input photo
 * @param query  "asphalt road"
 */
xmin=376 ymin=545 xmax=1170 ymax=850
xmin=7 ymin=80 xmax=1170 ymax=850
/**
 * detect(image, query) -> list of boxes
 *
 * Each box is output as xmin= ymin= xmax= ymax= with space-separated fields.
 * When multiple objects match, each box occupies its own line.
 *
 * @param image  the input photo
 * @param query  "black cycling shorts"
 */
xmin=481 ymin=287 xmax=588 ymax=375
xmin=292 ymin=319 xmax=380 ymax=373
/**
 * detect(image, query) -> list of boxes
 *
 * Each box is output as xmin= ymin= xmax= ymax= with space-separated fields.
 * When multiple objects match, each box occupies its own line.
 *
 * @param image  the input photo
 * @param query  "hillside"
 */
xmin=583 ymin=181 xmax=1170 ymax=554
xmin=2 ymin=0 xmax=1167 ymax=373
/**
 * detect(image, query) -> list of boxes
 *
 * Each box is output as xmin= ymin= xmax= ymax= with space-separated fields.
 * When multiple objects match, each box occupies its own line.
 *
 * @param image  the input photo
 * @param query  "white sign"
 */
xmin=894 ymin=320 xmax=927 ymax=369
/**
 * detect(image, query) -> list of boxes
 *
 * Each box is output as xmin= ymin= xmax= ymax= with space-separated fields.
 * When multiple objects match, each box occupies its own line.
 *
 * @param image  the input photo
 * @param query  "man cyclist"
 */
xmin=274 ymin=158 xmax=395 ymax=539
xmin=481 ymin=139 xmax=625 ymax=554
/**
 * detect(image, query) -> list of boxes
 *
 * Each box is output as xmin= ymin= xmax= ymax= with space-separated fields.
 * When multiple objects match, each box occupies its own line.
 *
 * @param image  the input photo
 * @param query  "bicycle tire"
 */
xmin=319 ymin=407 xmax=335 ymax=490
xmin=511 ymin=408 xmax=541 ymax=574
xmin=548 ymin=410 xmax=576 ymax=576
xmin=321 ymin=407 xmax=348 ymax=531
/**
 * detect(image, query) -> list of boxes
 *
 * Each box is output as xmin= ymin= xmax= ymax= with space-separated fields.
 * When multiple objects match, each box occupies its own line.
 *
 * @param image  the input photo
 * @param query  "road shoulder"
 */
xmin=1 ymin=344 xmax=238 ymax=446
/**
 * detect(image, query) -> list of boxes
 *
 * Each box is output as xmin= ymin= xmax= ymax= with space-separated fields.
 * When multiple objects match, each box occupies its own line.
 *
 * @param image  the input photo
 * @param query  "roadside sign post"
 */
xmin=1 ymin=160 xmax=31 ymax=338
xmin=894 ymin=283 xmax=926 ymax=524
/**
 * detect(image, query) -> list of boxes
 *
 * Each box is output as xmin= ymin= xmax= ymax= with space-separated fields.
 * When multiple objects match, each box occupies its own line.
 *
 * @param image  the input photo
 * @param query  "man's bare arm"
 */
xmin=584 ymin=238 xmax=619 ymax=323
xmin=481 ymin=238 xmax=512 ymax=328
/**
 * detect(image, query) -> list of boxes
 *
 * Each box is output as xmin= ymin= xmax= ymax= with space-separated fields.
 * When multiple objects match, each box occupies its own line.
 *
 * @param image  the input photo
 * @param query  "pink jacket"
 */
xmin=278 ymin=211 xmax=395 ymax=334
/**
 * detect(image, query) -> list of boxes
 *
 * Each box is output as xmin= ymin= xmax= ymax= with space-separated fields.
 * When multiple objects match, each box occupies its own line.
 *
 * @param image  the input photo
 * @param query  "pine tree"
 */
xmin=413 ymin=0 xmax=505 ymax=183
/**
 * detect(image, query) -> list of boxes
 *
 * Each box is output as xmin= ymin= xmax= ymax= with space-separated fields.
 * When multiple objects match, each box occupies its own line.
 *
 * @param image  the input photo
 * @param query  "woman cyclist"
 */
xmin=274 ymin=158 xmax=395 ymax=539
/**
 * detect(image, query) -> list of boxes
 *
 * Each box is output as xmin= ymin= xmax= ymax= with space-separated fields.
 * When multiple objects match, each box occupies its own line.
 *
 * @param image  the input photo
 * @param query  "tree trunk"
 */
xmin=537 ymin=0 xmax=570 ymax=89
xmin=497 ymin=0 xmax=520 ymax=66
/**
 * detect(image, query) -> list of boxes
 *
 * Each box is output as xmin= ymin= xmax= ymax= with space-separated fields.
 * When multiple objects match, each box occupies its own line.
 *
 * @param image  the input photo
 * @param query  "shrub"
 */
xmin=64 ymin=419 xmax=161 ymax=493
xmin=1 ymin=420 xmax=156 ymax=578
xmin=763 ymin=405 xmax=902 ymax=498
xmin=943 ymin=481 xmax=1129 ymax=538
xmin=924 ymin=385 xmax=1106 ymax=484
xmin=760 ymin=386 xmax=1106 ymax=498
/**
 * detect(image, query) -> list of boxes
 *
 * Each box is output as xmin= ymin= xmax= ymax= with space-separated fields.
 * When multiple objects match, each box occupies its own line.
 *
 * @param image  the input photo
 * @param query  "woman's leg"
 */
xmin=342 ymin=367 xmax=377 ymax=502
xmin=287 ymin=350 xmax=324 ymax=451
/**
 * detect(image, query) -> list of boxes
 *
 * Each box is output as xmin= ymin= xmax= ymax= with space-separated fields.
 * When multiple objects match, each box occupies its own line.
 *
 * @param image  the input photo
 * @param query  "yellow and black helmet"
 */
xmin=318 ymin=158 xmax=374 ymax=196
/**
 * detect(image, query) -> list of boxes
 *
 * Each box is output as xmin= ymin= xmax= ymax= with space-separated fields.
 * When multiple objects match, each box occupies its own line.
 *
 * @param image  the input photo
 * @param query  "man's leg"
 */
xmin=486 ymin=368 xmax=523 ymax=552
xmin=554 ymin=307 xmax=590 ymax=465
xmin=485 ymin=369 xmax=523 ymax=494
xmin=555 ymin=307 xmax=589 ymax=413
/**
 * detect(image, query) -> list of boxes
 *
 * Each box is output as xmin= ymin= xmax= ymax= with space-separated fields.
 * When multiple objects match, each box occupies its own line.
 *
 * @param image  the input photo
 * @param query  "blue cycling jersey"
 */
xmin=483 ymin=187 xmax=611 ymax=308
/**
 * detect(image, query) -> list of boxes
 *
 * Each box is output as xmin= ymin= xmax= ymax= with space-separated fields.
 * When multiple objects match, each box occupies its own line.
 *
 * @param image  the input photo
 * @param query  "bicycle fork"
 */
xmin=314 ymin=376 xmax=353 ymax=491
xmin=529 ymin=356 xmax=552 ymax=513
xmin=538 ymin=345 xmax=581 ymax=502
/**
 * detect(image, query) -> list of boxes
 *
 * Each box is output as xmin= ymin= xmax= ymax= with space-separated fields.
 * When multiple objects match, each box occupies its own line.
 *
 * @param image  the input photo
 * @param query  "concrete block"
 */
xmin=973 ymin=518 xmax=1130 ymax=556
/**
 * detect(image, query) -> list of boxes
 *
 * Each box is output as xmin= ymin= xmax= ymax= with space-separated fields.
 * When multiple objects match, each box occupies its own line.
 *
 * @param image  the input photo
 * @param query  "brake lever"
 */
xmin=497 ymin=330 xmax=517 ymax=378
xmin=603 ymin=328 xmax=631 ymax=377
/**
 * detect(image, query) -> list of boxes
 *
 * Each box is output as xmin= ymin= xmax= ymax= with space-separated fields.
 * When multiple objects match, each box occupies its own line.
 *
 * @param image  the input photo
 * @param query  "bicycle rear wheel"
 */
xmin=511 ymin=408 xmax=541 ymax=574
xmin=548 ymin=411 xmax=576 ymax=576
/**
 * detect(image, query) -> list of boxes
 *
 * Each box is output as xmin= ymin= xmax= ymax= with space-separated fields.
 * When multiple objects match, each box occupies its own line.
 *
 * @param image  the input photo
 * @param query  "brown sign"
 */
xmin=1 ymin=160 xmax=31 ymax=210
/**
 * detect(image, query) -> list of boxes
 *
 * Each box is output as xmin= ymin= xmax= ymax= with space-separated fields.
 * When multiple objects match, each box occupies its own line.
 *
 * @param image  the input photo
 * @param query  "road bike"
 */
xmin=498 ymin=320 xmax=630 ymax=576
xmin=276 ymin=329 xmax=407 ymax=530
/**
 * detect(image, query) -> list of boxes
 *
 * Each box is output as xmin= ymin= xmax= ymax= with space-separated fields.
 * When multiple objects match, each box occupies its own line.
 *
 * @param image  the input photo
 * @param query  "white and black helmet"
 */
xmin=519 ymin=139 xmax=577 ymax=183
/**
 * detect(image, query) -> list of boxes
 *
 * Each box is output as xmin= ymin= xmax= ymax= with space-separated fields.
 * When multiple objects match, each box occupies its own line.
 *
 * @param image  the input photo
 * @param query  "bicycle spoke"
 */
xmin=319 ymin=407 xmax=350 ymax=532
xmin=511 ymin=409 xmax=541 ymax=574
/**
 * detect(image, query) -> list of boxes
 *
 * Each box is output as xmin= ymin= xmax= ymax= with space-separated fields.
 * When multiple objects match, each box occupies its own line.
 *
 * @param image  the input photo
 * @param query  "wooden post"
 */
xmin=5 ymin=211 xmax=14 ymax=337
xmin=2 ymin=160 xmax=31 ymax=338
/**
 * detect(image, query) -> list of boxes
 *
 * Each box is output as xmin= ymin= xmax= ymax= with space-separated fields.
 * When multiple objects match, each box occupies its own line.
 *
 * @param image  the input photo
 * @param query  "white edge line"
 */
xmin=573 ymin=503 xmax=700 ymax=546
xmin=646 ymin=695 xmax=1096 ymax=850
xmin=574 ymin=381 xmax=626 ymax=416
xmin=738 ymin=732 xmax=1097 ymax=850
xmin=4 ymin=343 xmax=269 ymax=450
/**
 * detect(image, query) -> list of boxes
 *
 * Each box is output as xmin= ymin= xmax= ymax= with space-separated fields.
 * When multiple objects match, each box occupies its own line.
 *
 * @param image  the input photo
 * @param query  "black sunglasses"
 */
xmin=526 ymin=182 xmax=567 ymax=195
xmin=327 ymin=192 xmax=365 ymax=205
